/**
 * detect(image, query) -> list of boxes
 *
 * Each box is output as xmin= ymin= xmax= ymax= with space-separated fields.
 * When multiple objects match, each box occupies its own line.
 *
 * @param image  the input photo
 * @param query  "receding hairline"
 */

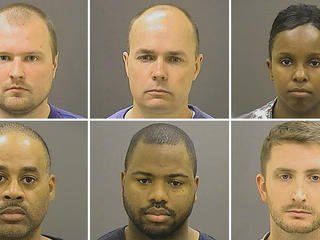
xmin=127 ymin=4 xmax=199 ymax=57
xmin=0 ymin=3 xmax=57 ymax=58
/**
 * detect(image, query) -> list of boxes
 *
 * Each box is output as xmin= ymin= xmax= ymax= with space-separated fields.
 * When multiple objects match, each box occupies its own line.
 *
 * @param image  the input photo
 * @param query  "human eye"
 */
xmin=169 ymin=179 xmax=183 ymax=187
xmin=25 ymin=55 xmax=39 ymax=62
xmin=137 ymin=55 xmax=155 ymax=62
xmin=137 ymin=178 xmax=151 ymax=185
xmin=0 ymin=55 xmax=10 ymax=61
xmin=21 ymin=176 xmax=36 ymax=184
xmin=309 ymin=59 xmax=320 ymax=67
xmin=280 ymin=58 xmax=293 ymax=66
xmin=310 ymin=175 xmax=320 ymax=182
xmin=279 ymin=174 xmax=292 ymax=181
xmin=167 ymin=56 xmax=183 ymax=63
xmin=0 ymin=175 xmax=6 ymax=183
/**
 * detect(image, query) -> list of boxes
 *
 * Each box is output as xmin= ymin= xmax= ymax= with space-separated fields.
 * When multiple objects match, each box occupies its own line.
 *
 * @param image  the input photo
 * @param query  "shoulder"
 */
xmin=189 ymin=105 xmax=214 ymax=119
xmin=198 ymin=231 xmax=216 ymax=240
xmin=42 ymin=235 xmax=63 ymax=240
xmin=49 ymin=105 xmax=84 ymax=119
xmin=237 ymin=99 xmax=276 ymax=119
xmin=106 ymin=106 xmax=132 ymax=119
xmin=97 ymin=227 xmax=126 ymax=240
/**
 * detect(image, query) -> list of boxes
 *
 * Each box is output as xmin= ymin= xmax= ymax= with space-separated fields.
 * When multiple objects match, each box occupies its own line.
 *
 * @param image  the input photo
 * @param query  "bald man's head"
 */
xmin=127 ymin=4 xmax=199 ymax=58
xmin=0 ymin=123 xmax=51 ymax=173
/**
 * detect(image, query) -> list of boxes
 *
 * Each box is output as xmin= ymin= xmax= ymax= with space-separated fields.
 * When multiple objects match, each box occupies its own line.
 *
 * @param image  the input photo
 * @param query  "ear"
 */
xmin=120 ymin=171 xmax=126 ymax=196
xmin=48 ymin=174 xmax=56 ymax=202
xmin=123 ymin=51 xmax=129 ymax=79
xmin=256 ymin=173 xmax=267 ymax=202
xmin=194 ymin=176 xmax=199 ymax=202
xmin=266 ymin=58 xmax=273 ymax=81
xmin=192 ymin=54 xmax=203 ymax=82
xmin=52 ymin=52 xmax=59 ymax=79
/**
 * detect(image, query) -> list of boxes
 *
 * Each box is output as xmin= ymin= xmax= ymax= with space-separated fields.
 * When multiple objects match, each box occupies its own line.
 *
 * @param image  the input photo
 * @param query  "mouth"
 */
xmin=288 ymin=88 xmax=311 ymax=97
xmin=286 ymin=209 xmax=311 ymax=217
xmin=144 ymin=209 xmax=171 ymax=223
xmin=6 ymin=86 xmax=28 ymax=92
xmin=146 ymin=89 xmax=170 ymax=94
xmin=0 ymin=207 xmax=26 ymax=222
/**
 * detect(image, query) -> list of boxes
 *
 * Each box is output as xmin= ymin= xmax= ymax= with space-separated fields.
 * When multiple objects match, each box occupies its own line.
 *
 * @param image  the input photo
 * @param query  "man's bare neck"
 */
xmin=125 ymin=105 xmax=193 ymax=118
xmin=124 ymin=224 xmax=199 ymax=240
xmin=0 ymin=101 xmax=50 ymax=118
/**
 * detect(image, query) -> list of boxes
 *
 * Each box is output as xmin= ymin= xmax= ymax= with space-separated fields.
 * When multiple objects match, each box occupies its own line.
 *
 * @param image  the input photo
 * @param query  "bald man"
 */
xmin=0 ymin=123 xmax=61 ymax=240
xmin=107 ymin=4 xmax=213 ymax=119
xmin=0 ymin=3 xmax=83 ymax=118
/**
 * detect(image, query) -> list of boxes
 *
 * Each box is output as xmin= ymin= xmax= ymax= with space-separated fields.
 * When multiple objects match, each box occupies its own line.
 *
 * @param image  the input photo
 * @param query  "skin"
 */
xmin=121 ymin=142 xmax=199 ymax=240
xmin=256 ymin=143 xmax=320 ymax=240
xmin=123 ymin=6 xmax=203 ymax=118
xmin=267 ymin=24 xmax=320 ymax=118
xmin=0 ymin=13 xmax=58 ymax=118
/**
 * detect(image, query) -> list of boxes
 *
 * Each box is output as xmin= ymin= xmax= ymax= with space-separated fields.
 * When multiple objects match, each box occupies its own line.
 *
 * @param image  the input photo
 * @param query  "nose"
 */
xmin=2 ymin=180 xmax=24 ymax=201
xmin=9 ymin=58 xmax=25 ymax=80
xmin=152 ymin=58 xmax=168 ymax=81
xmin=292 ymin=185 xmax=306 ymax=202
xmin=148 ymin=181 xmax=168 ymax=204
xmin=292 ymin=64 xmax=308 ymax=83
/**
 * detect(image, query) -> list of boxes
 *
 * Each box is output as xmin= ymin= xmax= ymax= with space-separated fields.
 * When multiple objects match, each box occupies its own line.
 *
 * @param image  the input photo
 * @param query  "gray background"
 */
xmin=232 ymin=121 xmax=289 ymax=239
xmin=91 ymin=0 xmax=229 ymax=118
xmin=91 ymin=121 xmax=229 ymax=240
xmin=0 ymin=0 xmax=88 ymax=117
xmin=232 ymin=0 xmax=320 ymax=117
xmin=4 ymin=121 xmax=88 ymax=240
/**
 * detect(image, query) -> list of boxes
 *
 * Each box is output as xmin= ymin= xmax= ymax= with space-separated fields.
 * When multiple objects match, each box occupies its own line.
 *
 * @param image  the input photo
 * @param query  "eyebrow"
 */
xmin=0 ymin=51 xmax=44 ymax=56
xmin=131 ymin=171 xmax=189 ymax=178
xmin=274 ymin=168 xmax=296 ymax=174
xmin=134 ymin=49 xmax=156 ymax=56
xmin=21 ymin=166 xmax=40 ymax=174
xmin=134 ymin=49 xmax=187 ymax=57
xmin=305 ymin=168 xmax=320 ymax=174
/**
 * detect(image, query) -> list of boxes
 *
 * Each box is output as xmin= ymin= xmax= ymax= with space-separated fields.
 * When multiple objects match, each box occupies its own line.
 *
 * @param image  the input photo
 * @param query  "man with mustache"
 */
xmin=98 ymin=123 xmax=215 ymax=240
xmin=0 ymin=122 xmax=60 ymax=240
xmin=107 ymin=4 xmax=213 ymax=119
xmin=256 ymin=121 xmax=320 ymax=240
xmin=0 ymin=3 xmax=83 ymax=118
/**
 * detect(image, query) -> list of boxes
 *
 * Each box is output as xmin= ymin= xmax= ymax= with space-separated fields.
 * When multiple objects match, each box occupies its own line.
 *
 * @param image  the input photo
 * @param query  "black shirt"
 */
xmin=97 ymin=227 xmax=215 ymax=240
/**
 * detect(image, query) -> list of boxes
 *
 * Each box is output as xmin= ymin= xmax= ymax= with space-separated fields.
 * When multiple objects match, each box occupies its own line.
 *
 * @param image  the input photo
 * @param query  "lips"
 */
xmin=288 ymin=88 xmax=311 ymax=94
xmin=146 ymin=89 xmax=170 ymax=94
xmin=0 ymin=207 xmax=26 ymax=222
xmin=6 ymin=86 xmax=28 ymax=91
xmin=0 ymin=207 xmax=26 ymax=215
xmin=145 ymin=208 xmax=170 ymax=216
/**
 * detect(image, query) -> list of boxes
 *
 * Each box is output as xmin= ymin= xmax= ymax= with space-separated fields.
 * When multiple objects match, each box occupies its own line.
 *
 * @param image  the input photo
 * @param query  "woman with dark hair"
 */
xmin=241 ymin=4 xmax=320 ymax=118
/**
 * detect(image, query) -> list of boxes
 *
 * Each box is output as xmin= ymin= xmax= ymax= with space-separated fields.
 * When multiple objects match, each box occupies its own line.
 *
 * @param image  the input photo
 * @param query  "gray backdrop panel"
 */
xmin=91 ymin=0 xmax=229 ymax=118
xmin=0 ymin=0 xmax=88 ymax=117
xmin=91 ymin=121 xmax=228 ymax=240
xmin=1 ymin=121 xmax=88 ymax=240
xmin=232 ymin=121 xmax=293 ymax=239
xmin=232 ymin=0 xmax=320 ymax=117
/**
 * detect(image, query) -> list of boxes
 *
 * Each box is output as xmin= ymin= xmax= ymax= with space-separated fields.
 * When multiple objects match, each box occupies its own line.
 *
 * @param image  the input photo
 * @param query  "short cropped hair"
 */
xmin=269 ymin=3 xmax=320 ymax=59
xmin=125 ymin=123 xmax=197 ymax=176
xmin=260 ymin=121 xmax=320 ymax=176
xmin=127 ymin=4 xmax=200 ymax=58
xmin=0 ymin=122 xmax=51 ymax=173
xmin=0 ymin=3 xmax=57 ymax=59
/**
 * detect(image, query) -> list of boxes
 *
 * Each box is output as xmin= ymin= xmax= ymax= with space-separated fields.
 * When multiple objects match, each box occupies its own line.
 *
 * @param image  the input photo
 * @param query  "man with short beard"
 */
xmin=256 ymin=121 xmax=320 ymax=240
xmin=0 ymin=122 xmax=61 ymax=240
xmin=98 ymin=123 xmax=215 ymax=240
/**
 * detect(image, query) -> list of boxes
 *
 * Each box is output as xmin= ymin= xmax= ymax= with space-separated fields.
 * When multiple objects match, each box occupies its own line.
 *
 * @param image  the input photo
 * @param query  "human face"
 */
xmin=267 ymin=24 xmax=320 ymax=116
xmin=0 ymin=14 xmax=58 ymax=116
xmin=256 ymin=143 xmax=320 ymax=234
xmin=123 ymin=8 xmax=202 ymax=115
xmin=0 ymin=132 xmax=55 ymax=239
xmin=121 ymin=142 xmax=198 ymax=238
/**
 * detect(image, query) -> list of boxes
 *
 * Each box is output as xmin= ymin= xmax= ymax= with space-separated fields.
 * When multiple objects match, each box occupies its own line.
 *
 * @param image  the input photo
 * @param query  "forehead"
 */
xmin=0 ymin=131 xmax=47 ymax=172
xmin=0 ymin=13 xmax=51 ymax=52
xmin=272 ymin=24 xmax=320 ymax=54
xmin=267 ymin=143 xmax=320 ymax=172
xmin=127 ymin=142 xmax=193 ymax=175
xmin=129 ymin=7 xmax=195 ymax=54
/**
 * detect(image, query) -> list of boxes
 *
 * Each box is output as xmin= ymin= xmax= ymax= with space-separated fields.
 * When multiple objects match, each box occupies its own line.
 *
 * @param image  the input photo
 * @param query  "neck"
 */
xmin=273 ymin=99 xmax=320 ymax=118
xmin=0 ymin=100 xmax=50 ymax=118
xmin=269 ymin=218 xmax=320 ymax=240
xmin=126 ymin=104 xmax=193 ymax=119
xmin=125 ymin=220 xmax=199 ymax=240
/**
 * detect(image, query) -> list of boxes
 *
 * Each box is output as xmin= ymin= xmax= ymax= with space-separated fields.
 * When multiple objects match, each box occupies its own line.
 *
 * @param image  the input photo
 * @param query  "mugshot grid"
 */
xmin=0 ymin=0 xmax=319 ymax=240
